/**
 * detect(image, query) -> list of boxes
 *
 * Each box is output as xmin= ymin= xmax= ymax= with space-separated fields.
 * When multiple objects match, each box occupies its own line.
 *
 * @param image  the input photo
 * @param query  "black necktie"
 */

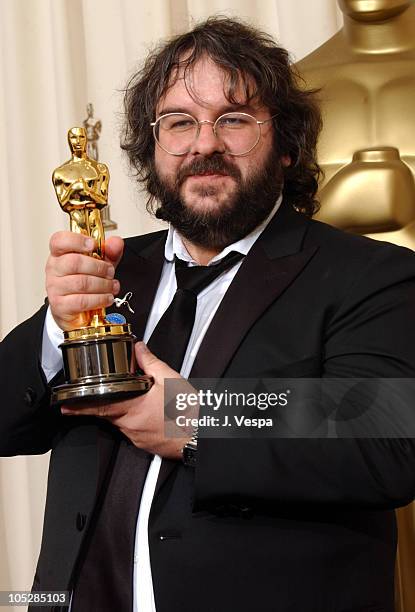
xmin=147 ymin=250 xmax=244 ymax=372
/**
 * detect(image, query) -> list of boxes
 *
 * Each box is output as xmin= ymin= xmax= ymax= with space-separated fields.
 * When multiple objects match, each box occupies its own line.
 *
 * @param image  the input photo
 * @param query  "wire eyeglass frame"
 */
xmin=151 ymin=111 xmax=277 ymax=157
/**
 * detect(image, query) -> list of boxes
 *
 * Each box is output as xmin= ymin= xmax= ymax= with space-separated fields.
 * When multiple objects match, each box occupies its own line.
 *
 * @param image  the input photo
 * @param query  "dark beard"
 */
xmin=151 ymin=151 xmax=284 ymax=251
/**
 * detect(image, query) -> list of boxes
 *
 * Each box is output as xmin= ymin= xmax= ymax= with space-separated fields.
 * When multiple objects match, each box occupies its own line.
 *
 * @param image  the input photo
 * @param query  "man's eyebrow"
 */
xmin=156 ymin=107 xmax=192 ymax=117
xmin=156 ymin=103 xmax=258 ymax=118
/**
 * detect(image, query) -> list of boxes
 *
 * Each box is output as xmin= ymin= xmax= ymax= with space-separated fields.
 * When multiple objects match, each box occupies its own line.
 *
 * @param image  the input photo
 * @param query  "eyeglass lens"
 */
xmin=153 ymin=112 xmax=261 ymax=155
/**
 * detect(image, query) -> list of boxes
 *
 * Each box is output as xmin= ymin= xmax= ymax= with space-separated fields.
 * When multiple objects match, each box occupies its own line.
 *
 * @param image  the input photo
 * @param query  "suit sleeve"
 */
xmin=0 ymin=304 xmax=62 ymax=456
xmin=194 ymin=245 xmax=415 ymax=511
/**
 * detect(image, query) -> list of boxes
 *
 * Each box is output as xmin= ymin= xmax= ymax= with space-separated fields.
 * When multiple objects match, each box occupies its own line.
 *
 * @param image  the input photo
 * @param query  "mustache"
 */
xmin=176 ymin=155 xmax=241 ymax=186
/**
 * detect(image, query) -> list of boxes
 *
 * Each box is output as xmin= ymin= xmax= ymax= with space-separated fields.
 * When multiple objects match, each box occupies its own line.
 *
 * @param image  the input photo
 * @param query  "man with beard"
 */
xmin=2 ymin=16 xmax=415 ymax=612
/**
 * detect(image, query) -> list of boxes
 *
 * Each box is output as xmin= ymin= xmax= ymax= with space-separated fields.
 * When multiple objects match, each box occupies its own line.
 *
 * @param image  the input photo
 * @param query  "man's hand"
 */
xmin=61 ymin=342 xmax=195 ymax=460
xmin=46 ymin=231 xmax=124 ymax=331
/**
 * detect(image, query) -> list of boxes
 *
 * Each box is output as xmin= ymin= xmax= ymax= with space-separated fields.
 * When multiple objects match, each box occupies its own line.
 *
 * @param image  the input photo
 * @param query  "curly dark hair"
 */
xmin=121 ymin=16 xmax=322 ymax=216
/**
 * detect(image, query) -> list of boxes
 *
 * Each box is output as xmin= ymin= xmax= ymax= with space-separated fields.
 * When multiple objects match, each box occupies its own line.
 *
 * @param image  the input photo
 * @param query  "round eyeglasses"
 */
xmin=151 ymin=112 xmax=276 ymax=156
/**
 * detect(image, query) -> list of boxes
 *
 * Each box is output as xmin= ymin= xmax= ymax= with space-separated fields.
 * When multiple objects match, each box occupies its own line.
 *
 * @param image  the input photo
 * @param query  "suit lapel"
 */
xmin=190 ymin=203 xmax=317 ymax=378
xmin=110 ymin=231 xmax=167 ymax=339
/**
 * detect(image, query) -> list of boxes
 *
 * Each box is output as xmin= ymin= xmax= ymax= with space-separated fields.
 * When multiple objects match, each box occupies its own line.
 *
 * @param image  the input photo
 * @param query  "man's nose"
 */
xmin=189 ymin=122 xmax=225 ymax=156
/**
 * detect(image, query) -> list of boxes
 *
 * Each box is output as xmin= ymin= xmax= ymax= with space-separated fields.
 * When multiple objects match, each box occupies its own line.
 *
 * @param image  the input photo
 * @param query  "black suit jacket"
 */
xmin=2 ymin=203 xmax=415 ymax=612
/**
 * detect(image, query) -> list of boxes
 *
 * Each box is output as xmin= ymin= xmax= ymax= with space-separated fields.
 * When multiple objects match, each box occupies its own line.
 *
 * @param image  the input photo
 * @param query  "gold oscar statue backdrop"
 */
xmin=297 ymin=1 xmax=415 ymax=610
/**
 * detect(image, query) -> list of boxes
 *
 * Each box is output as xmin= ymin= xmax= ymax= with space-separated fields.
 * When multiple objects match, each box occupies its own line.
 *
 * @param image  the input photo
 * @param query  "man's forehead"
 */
xmin=156 ymin=57 xmax=260 ymax=113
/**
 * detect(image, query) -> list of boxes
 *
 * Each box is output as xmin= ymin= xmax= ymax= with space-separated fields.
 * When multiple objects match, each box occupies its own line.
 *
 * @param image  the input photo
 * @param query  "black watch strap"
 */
xmin=182 ymin=433 xmax=198 ymax=467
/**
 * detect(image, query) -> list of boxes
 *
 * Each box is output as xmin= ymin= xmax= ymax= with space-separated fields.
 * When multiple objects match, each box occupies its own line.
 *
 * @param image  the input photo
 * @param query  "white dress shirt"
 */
xmin=41 ymin=195 xmax=282 ymax=611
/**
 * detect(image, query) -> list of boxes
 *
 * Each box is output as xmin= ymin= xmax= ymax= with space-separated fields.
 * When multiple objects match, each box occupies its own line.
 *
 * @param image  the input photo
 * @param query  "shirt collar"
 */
xmin=164 ymin=194 xmax=283 ymax=266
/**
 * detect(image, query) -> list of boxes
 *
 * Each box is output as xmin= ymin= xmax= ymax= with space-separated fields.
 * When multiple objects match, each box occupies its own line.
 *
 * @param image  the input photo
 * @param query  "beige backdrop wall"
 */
xmin=0 ymin=0 xmax=342 ymax=604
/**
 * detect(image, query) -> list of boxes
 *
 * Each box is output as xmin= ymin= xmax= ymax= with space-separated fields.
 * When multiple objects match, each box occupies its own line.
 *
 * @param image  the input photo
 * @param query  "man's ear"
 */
xmin=281 ymin=154 xmax=291 ymax=167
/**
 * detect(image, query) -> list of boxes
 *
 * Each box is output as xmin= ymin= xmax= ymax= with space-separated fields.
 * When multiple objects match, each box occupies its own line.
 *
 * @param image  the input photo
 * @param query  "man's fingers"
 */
xmin=48 ymin=274 xmax=119 ymax=297
xmin=50 ymin=232 xmax=124 ymax=269
xmin=105 ymin=236 xmax=124 ymax=268
xmin=61 ymin=401 xmax=130 ymax=419
xmin=48 ymin=252 xmax=115 ymax=279
xmin=52 ymin=292 xmax=114 ymax=316
xmin=46 ymin=232 xmax=124 ymax=332
xmin=49 ymin=231 xmax=94 ymax=257
xmin=135 ymin=342 xmax=180 ymax=379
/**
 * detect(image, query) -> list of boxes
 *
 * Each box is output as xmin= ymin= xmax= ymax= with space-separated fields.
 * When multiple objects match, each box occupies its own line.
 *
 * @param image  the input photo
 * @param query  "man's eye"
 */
xmin=167 ymin=120 xmax=195 ymax=131
xmin=218 ymin=116 xmax=248 ymax=128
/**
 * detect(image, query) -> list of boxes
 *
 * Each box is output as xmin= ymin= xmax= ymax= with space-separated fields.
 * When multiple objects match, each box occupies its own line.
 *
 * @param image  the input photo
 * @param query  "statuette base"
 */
xmin=51 ymin=323 xmax=152 ymax=405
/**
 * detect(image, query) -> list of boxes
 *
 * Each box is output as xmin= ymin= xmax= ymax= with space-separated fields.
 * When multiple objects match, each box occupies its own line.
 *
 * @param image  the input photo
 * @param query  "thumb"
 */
xmin=105 ymin=235 xmax=124 ymax=268
xmin=135 ymin=342 xmax=179 ymax=378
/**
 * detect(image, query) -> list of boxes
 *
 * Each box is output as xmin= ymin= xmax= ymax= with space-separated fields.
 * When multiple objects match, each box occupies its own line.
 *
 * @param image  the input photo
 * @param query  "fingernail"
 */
xmin=113 ymin=279 xmax=120 ymax=293
xmin=85 ymin=238 xmax=95 ymax=250
xmin=106 ymin=266 xmax=115 ymax=279
xmin=107 ymin=294 xmax=114 ymax=305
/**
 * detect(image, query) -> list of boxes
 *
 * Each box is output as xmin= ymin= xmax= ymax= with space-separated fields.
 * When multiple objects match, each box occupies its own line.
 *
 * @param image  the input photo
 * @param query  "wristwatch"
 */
xmin=182 ymin=430 xmax=198 ymax=467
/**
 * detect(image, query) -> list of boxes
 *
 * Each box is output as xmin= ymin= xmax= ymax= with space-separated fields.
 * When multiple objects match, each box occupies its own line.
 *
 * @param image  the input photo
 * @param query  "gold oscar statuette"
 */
xmin=50 ymin=126 xmax=152 ymax=404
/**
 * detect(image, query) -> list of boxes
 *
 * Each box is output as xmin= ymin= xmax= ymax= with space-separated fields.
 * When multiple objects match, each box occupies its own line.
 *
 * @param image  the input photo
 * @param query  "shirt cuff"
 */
xmin=41 ymin=306 xmax=64 ymax=383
